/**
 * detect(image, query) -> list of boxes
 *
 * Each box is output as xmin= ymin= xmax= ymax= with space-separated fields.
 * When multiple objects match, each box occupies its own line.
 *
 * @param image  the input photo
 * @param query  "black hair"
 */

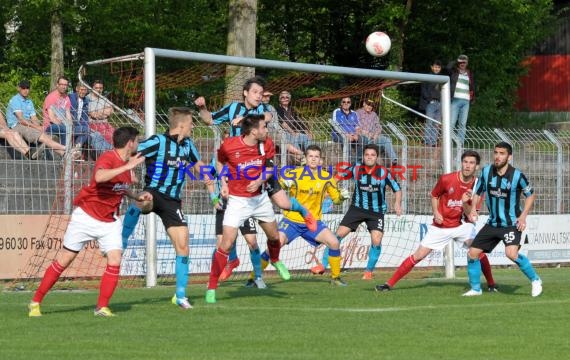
xmin=113 ymin=126 xmax=140 ymax=148
xmin=461 ymin=150 xmax=481 ymax=164
xmin=305 ymin=144 xmax=322 ymax=156
xmin=363 ymin=143 xmax=380 ymax=156
xmin=243 ymin=76 xmax=266 ymax=92
xmin=495 ymin=141 xmax=513 ymax=155
xmin=241 ymin=114 xmax=266 ymax=135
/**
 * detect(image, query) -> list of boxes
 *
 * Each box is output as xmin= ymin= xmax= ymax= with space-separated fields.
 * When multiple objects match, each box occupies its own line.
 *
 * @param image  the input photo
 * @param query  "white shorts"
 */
xmin=63 ymin=207 xmax=123 ymax=254
xmin=223 ymin=192 xmax=275 ymax=228
xmin=420 ymin=222 xmax=477 ymax=251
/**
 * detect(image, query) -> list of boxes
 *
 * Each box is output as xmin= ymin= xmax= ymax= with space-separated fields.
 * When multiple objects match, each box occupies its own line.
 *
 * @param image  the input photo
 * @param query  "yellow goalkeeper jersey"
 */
xmin=279 ymin=166 xmax=342 ymax=223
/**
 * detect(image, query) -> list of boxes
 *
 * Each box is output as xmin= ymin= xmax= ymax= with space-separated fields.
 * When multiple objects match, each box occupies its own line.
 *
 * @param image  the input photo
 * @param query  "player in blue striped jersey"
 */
xmin=463 ymin=142 xmax=542 ymax=297
xmin=313 ymin=144 xmax=402 ymax=279
xmin=195 ymin=76 xmax=272 ymax=137
xmin=122 ymin=107 xmax=211 ymax=309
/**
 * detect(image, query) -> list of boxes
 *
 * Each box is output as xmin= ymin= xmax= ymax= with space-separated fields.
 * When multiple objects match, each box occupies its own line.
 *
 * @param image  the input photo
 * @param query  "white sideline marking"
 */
xmin=213 ymin=299 xmax=570 ymax=313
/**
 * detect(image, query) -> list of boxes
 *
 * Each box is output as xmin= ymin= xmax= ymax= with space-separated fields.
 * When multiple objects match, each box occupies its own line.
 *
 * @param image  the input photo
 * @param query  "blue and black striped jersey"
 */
xmin=138 ymin=131 xmax=201 ymax=200
xmin=212 ymin=101 xmax=267 ymax=137
xmin=348 ymin=163 xmax=401 ymax=214
xmin=475 ymin=164 xmax=534 ymax=227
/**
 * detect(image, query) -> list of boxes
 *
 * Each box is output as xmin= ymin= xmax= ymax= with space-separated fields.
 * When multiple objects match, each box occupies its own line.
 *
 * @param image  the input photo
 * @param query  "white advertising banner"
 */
xmin=119 ymin=214 xmax=570 ymax=276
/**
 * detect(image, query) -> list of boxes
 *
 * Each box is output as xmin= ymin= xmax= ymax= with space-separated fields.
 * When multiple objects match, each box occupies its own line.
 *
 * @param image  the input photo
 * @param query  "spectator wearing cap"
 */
xmin=6 ymin=80 xmax=68 ymax=159
xmin=420 ymin=60 xmax=443 ymax=146
xmin=276 ymin=91 xmax=312 ymax=152
xmin=356 ymin=98 xmax=398 ymax=165
xmin=448 ymin=54 xmax=475 ymax=144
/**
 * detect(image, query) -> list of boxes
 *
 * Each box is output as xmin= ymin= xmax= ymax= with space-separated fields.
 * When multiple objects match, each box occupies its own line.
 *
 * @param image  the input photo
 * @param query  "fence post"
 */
xmin=544 ymin=130 xmax=563 ymax=214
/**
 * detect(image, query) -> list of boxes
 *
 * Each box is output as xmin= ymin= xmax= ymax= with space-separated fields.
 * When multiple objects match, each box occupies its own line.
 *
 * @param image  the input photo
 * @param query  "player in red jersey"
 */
xmin=205 ymin=114 xmax=287 ymax=303
xmin=28 ymin=127 xmax=150 ymax=317
xmin=375 ymin=150 xmax=497 ymax=292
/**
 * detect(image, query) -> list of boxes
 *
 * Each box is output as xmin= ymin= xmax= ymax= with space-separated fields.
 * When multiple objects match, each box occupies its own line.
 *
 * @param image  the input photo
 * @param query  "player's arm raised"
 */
xmin=194 ymin=96 xmax=213 ymax=125
xmin=95 ymin=153 xmax=145 ymax=184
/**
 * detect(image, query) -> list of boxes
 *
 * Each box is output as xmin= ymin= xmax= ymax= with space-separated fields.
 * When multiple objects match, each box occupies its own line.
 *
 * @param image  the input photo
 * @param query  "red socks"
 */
xmin=266 ymin=240 xmax=281 ymax=263
xmin=96 ymin=265 xmax=120 ymax=309
xmin=32 ymin=261 xmax=65 ymax=303
xmin=387 ymin=255 xmax=418 ymax=288
xmin=208 ymin=248 xmax=229 ymax=290
xmin=479 ymin=253 xmax=495 ymax=287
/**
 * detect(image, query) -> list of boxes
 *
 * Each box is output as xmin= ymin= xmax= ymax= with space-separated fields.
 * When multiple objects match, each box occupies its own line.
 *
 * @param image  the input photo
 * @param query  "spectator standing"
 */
xmin=420 ymin=60 xmax=442 ymax=147
xmin=449 ymin=55 xmax=475 ymax=144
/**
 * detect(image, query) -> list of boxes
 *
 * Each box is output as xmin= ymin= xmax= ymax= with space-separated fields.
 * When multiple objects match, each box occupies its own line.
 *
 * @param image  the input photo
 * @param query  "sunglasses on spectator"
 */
xmin=342 ymin=101 xmax=351 ymax=104
xmin=280 ymin=96 xmax=290 ymax=100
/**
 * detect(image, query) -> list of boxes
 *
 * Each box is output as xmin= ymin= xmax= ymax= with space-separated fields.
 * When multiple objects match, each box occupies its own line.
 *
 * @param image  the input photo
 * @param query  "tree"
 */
xmin=225 ymin=0 xmax=257 ymax=100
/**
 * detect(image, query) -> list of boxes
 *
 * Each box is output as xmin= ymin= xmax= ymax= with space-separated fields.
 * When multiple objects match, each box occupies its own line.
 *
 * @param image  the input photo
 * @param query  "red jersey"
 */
xmin=430 ymin=171 xmax=475 ymax=228
xmin=218 ymin=136 xmax=275 ymax=198
xmin=73 ymin=150 xmax=132 ymax=222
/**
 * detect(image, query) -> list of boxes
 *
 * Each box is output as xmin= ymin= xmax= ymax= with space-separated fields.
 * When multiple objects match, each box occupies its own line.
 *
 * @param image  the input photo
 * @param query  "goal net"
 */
xmin=11 ymin=49 xmax=462 ymax=290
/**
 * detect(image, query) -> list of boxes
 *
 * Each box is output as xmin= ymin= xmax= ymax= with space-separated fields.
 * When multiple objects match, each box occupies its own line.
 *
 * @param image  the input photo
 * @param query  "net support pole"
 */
xmin=144 ymin=47 xmax=158 ymax=288
xmin=543 ymin=130 xmax=563 ymax=214
xmin=440 ymin=81 xmax=455 ymax=279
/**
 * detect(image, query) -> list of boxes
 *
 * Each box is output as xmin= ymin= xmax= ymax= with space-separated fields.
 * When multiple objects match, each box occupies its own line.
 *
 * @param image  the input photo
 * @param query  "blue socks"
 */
xmin=366 ymin=244 xmax=382 ymax=272
xmin=514 ymin=254 xmax=539 ymax=281
xmin=122 ymin=204 xmax=141 ymax=250
xmin=467 ymin=257 xmax=482 ymax=291
xmin=261 ymin=250 xmax=270 ymax=262
xmin=228 ymin=244 xmax=238 ymax=262
xmin=289 ymin=197 xmax=307 ymax=217
xmin=175 ymin=255 xmax=189 ymax=299
xmin=250 ymin=248 xmax=262 ymax=278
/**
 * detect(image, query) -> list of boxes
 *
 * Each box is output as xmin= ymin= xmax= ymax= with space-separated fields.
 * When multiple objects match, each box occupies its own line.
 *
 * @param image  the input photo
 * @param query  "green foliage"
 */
xmin=2 ymin=267 xmax=570 ymax=359
xmin=403 ymin=0 xmax=555 ymax=127
xmin=0 ymin=0 xmax=559 ymax=129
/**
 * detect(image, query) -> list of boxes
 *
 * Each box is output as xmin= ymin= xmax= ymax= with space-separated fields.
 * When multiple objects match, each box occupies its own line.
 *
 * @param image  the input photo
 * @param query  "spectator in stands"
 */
xmin=0 ymin=110 xmax=30 ymax=158
xmin=448 ymin=54 xmax=475 ymax=144
xmin=276 ymin=91 xmax=312 ymax=153
xmin=331 ymin=96 xmax=365 ymax=163
xmin=42 ymin=76 xmax=73 ymax=146
xmin=69 ymin=82 xmax=112 ymax=159
xmin=263 ymin=90 xmax=304 ymax=163
xmin=356 ymin=98 xmax=398 ymax=166
xmin=88 ymin=80 xmax=115 ymax=144
xmin=6 ymin=80 xmax=68 ymax=159
xmin=420 ymin=60 xmax=442 ymax=147
xmin=262 ymin=91 xmax=278 ymax=130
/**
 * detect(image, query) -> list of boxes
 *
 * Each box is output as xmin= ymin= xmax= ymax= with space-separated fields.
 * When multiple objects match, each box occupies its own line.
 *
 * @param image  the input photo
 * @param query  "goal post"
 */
xmin=142 ymin=47 xmax=455 ymax=286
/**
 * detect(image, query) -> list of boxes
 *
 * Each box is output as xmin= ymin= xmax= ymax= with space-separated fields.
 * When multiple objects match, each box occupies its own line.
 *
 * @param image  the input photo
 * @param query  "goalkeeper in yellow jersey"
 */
xmin=254 ymin=145 xmax=351 ymax=286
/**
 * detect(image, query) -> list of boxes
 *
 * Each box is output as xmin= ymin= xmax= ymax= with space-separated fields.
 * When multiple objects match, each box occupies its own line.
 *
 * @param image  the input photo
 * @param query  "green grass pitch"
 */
xmin=2 ymin=267 xmax=569 ymax=360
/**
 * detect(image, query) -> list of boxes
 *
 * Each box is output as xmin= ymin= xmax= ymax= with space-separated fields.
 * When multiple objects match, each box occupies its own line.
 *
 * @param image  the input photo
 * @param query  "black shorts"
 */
xmin=471 ymin=224 xmax=522 ymax=253
xmin=340 ymin=205 xmax=384 ymax=233
xmin=146 ymin=188 xmax=187 ymax=229
xmin=265 ymin=176 xmax=282 ymax=197
xmin=215 ymin=210 xmax=257 ymax=236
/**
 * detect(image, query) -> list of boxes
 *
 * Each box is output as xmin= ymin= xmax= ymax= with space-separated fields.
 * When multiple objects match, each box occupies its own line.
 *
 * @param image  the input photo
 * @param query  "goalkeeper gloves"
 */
xmin=210 ymin=193 xmax=222 ymax=209
xmin=340 ymin=188 xmax=351 ymax=201
xmin=281 ymin=178 xmax=294 ymax=189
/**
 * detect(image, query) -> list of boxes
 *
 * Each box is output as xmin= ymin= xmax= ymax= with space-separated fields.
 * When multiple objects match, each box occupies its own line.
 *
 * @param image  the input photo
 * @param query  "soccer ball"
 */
xmin=365 ymin=32 xmax=391 ymax=57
